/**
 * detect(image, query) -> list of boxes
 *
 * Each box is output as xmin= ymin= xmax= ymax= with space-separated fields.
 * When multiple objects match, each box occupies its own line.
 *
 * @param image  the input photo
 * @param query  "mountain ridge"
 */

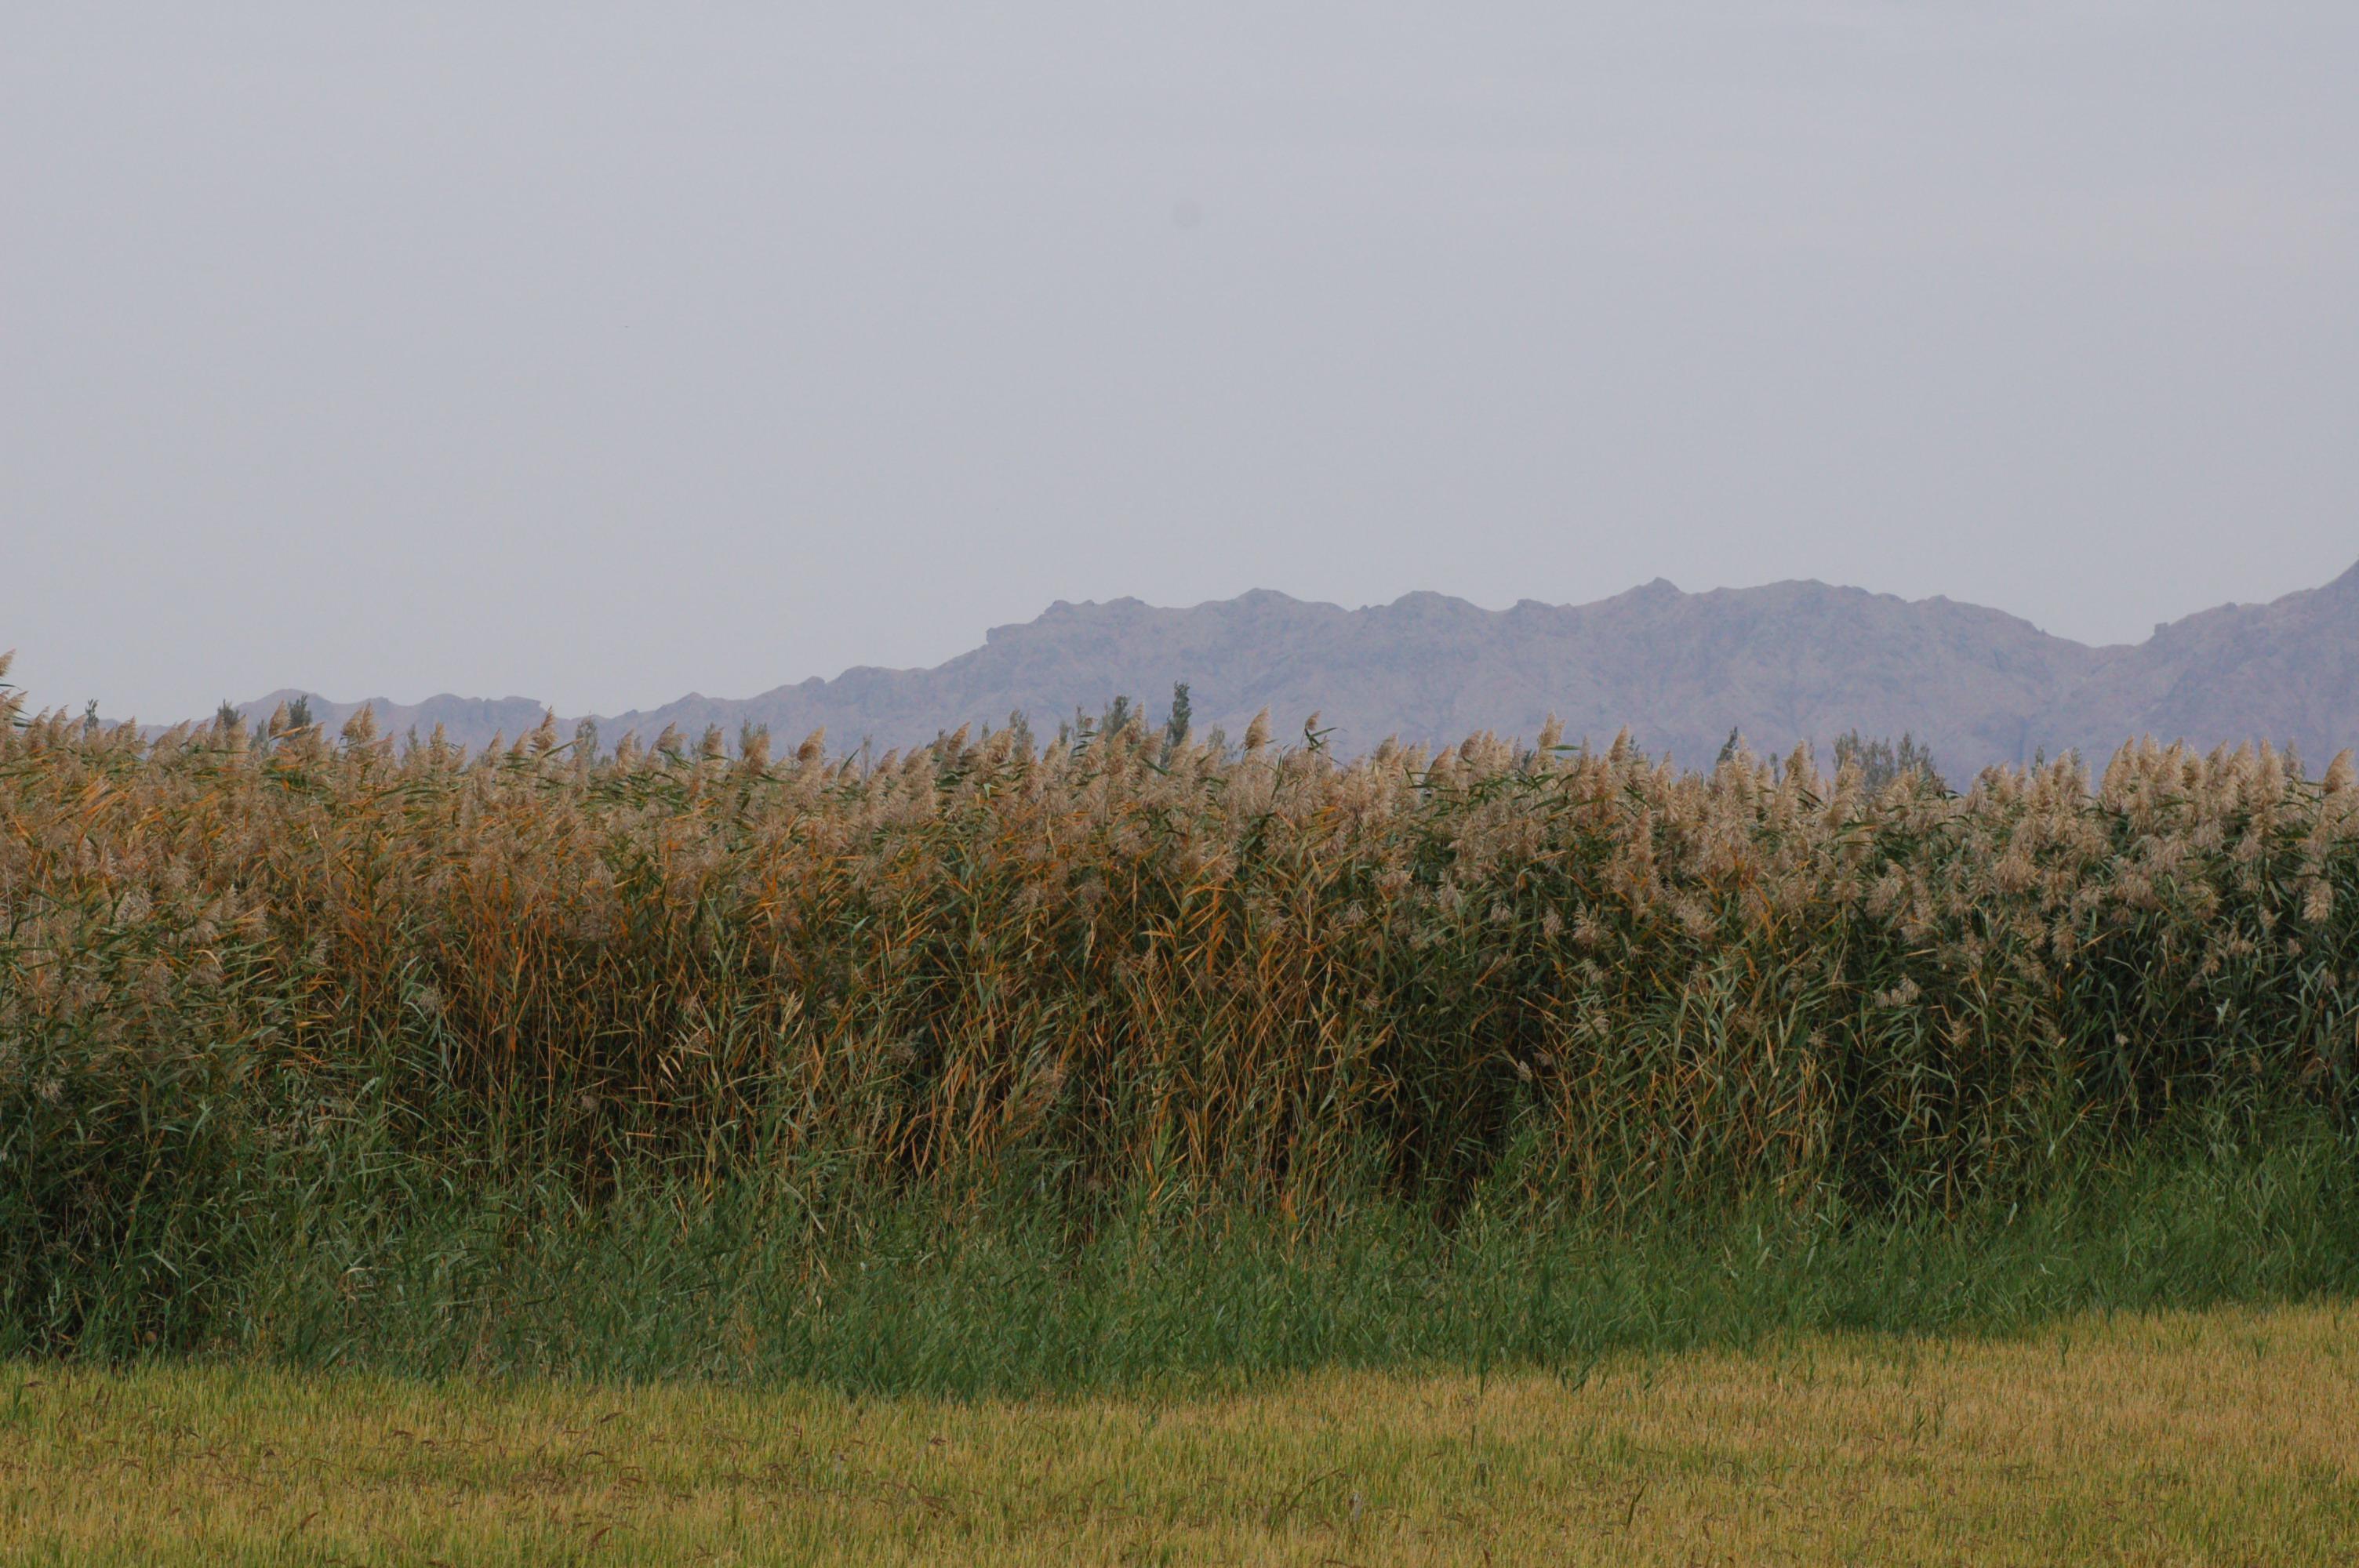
xmin=214 ymin=563 xmax=2359 ymax=778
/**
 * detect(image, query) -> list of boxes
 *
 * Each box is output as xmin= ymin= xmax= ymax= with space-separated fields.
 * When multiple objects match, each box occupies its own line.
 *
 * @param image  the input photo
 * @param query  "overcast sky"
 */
xmin=6 ymin=4 xmax=2355 ymax=720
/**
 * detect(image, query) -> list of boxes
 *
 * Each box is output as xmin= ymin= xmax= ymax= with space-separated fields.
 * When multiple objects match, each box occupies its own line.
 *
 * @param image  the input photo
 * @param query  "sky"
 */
xmin=5 ymin=3 xmax=2356 ymax=720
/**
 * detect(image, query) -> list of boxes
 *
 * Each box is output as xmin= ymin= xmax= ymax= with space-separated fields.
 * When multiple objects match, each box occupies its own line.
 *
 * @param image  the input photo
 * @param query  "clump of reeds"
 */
xmin=3 ymin=671 xmax=2354 ymax=1343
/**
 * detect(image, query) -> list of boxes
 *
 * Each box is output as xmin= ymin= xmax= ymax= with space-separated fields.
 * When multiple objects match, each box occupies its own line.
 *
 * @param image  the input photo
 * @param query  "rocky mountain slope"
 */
xmin=233 ymin=560 xmax=2359 ymax=779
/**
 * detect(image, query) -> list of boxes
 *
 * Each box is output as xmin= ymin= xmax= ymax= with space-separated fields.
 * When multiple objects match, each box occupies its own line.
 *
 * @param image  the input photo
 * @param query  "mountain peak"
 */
xmin=225 ymin=568 xmax=2357 ymax=777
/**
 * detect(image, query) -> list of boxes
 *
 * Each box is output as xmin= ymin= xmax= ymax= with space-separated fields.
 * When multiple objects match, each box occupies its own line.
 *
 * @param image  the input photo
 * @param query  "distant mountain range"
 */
xmin=231 ymin=558 xmax=2359 ymax=779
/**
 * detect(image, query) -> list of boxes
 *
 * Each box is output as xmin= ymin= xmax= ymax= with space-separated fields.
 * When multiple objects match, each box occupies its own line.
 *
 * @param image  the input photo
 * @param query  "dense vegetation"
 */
xmin=4 ymin=654 xmax=2356 ymax=1387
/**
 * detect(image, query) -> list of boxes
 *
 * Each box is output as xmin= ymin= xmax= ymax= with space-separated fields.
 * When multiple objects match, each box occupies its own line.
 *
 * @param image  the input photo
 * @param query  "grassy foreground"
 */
xmin=6 ymin=1300 xmax=2355 ymax=1566
xmin=189 ymin=1127 xmax=2359 ymax=1399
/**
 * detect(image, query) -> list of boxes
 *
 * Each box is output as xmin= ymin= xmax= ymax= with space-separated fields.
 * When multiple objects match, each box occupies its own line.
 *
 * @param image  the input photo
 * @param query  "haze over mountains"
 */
xmin=232 ymin=560 xmax=2359 ymax=779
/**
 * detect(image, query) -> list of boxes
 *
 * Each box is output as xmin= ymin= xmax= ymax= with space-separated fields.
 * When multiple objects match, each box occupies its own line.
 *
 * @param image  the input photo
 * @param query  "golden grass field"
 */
xmin=5 ymin=1301 xmax=2355 ymax=1566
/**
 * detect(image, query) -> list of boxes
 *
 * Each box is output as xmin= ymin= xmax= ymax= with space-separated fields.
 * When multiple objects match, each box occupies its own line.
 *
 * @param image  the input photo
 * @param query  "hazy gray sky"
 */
xmin=6 ymin=4 xmax=2355 ymax=720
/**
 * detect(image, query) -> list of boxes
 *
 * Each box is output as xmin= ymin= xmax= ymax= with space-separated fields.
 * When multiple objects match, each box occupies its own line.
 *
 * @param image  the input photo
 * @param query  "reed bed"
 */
xmin=3 ymin=651 xmax=2356 ymax=1358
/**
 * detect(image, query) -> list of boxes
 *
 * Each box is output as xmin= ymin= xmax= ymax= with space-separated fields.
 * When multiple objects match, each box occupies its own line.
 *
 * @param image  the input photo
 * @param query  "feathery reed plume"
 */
xmin=1243 ymin=707 xmax=1271 ymax=756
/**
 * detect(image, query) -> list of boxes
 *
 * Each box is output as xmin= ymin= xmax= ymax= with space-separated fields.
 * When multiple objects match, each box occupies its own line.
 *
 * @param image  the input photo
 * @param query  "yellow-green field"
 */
xmin=6 ymin=1301 xmax=2356 ymax=1566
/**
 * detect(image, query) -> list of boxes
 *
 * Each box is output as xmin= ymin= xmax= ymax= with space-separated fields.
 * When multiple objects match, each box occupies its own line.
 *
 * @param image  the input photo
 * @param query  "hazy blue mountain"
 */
xmin=2033 ymin=558 xmax=2359 ymax=771
xmin=230 ymin=561 xmax=2359 ymax=779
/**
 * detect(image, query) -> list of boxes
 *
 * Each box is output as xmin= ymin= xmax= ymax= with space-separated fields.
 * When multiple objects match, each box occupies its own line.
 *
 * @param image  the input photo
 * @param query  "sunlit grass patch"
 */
xmin=6 ymin=1300 xmax=2355 ymax=1566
